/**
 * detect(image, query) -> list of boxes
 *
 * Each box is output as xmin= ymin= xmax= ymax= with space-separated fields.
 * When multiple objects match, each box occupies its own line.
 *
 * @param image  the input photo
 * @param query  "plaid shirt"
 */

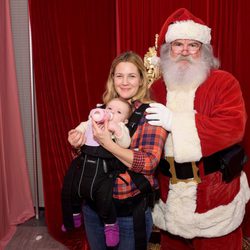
xmin=113 ymin=101 xmax=167 ymax=200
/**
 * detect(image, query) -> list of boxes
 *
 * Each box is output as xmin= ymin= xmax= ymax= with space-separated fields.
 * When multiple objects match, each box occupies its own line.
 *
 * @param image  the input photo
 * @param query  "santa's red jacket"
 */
xmin=151 ymin=69 xmax=250 ymax=238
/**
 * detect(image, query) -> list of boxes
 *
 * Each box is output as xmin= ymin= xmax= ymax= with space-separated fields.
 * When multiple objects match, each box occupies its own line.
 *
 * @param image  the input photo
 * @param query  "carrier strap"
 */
xmin=127 ymin=103 xmax=149 ymax=137
xmin=132 ymin=197 xmax=148 ymax=250
xmin=126 ymin=104 xmax=153 ymax=194
xmin=127 ymin=103 xmax=151 ymax=250
xmin=61 ymin=156 xmax=82 ymax=230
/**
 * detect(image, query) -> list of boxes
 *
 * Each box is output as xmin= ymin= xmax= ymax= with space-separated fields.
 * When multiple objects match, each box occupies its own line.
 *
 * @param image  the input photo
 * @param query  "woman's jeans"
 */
xmin=82 ymin=204 xmax=153 ymax=250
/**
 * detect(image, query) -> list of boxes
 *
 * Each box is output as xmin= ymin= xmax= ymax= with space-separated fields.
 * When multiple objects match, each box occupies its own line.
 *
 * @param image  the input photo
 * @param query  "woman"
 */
xmin=68 ymin=51 xmax=167 ymax=250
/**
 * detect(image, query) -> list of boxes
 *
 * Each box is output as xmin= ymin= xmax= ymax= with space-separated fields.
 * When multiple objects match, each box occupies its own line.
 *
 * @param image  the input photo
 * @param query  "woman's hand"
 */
xmin=92 ymin=120 xmax=113 ymax=149
xmin=68 ymin=129 xmax=86 ymax=148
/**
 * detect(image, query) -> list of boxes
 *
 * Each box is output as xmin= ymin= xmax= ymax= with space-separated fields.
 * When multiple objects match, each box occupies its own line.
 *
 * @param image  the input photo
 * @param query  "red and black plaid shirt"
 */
xmin=113 ymin=101 xmax=167 ymax=200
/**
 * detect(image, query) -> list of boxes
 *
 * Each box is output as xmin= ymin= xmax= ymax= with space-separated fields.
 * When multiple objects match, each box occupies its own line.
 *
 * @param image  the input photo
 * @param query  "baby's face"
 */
xmin=106 ymin=99 xmax=130 ymax=123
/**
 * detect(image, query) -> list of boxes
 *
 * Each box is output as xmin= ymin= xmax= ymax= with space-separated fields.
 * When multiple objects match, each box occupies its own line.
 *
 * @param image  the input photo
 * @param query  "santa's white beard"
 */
xmin=161 ymin=54 xmax=210 ymax=91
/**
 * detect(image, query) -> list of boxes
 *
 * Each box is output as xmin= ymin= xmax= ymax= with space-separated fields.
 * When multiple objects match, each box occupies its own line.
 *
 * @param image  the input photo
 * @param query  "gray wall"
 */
xmin=10 ymin=0 xmax=44 ymax=207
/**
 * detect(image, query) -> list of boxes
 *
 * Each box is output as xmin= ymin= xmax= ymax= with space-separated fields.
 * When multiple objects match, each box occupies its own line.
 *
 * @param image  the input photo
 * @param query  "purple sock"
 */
xmin=104 ymin=223 xmax=119 ymax=247
xmin=73 ymin=213 xmax=82 ymax=228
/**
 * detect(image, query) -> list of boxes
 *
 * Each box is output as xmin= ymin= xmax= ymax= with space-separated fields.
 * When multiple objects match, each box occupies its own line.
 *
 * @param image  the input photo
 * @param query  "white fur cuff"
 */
xmin=152 ymin=172 xmax=250 ymax=238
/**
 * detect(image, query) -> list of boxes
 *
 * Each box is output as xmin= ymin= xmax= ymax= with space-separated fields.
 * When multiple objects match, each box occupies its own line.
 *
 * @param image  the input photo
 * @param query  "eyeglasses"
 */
xmin=171 ymin=41 xmax=202 ymax=54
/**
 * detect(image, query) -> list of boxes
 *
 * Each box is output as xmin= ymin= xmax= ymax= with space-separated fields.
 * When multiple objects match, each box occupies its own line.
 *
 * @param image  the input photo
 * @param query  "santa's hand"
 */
xmin=146 ymin=103 xmax=173 ymax=131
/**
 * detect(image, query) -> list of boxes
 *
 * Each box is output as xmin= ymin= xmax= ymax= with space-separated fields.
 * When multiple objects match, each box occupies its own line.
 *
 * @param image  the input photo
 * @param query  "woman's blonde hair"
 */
xmin=102 ymin=51 xmax=151 ymax=104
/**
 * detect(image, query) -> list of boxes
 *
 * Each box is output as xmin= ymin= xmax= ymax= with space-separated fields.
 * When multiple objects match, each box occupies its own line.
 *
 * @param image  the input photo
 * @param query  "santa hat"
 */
xmin=158 ymin=8 xmax=211 ymax=49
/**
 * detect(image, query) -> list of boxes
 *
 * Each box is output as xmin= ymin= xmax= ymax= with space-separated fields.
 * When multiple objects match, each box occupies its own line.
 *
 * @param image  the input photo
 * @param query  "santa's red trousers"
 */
xmin=160 ymin=226 xmax=242 ymax=250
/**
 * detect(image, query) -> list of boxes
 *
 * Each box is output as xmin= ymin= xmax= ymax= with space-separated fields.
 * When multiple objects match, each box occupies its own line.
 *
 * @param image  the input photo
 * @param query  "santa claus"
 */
xmin=146 ymin=8 xmax=250 ymax=250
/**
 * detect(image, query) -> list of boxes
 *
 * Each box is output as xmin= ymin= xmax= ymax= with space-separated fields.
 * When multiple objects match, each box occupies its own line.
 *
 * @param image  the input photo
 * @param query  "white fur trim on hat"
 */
xmin=165 ymin=20 xmax=211 ymax=44
xmin=152 ymin=172 xmax=250 ymax=238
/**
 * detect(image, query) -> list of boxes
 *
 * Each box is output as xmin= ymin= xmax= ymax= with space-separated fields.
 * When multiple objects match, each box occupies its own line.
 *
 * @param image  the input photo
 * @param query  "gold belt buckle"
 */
xmin=166 ymin=157 xmax=201 ymax=184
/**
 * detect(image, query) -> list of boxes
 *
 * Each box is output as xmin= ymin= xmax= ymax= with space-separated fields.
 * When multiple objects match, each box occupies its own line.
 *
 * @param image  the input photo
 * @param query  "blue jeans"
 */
xmin=82 ymin=204 xmax=153 ymax=250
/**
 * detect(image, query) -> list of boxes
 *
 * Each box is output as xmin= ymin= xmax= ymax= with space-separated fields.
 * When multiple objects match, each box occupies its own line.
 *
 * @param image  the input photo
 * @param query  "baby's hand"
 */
xmin=108 ymin=121 xmax=122 ymax=138
xmin=68 ymin=129 xmax=86 ymax=148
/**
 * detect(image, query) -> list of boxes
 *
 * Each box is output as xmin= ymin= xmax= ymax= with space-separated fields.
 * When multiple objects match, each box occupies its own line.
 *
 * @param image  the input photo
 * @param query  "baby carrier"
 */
xmin=61 ymin=104 xmax=156 ymax=249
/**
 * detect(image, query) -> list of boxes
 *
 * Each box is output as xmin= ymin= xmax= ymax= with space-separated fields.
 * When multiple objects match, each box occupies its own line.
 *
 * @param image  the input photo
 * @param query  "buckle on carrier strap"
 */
xmin=166 ymin=157 xmax=201 ymax=184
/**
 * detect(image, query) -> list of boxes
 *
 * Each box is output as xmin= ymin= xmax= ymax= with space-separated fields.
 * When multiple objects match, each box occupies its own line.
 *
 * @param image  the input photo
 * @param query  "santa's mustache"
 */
xmin=174 ymin=55 xmax=194 ymax=63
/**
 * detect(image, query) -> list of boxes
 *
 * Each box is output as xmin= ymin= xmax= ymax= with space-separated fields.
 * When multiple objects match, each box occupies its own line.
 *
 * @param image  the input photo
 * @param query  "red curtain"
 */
xmin=29 ymin=0 xmax=116 ymax=249
xmin=29 ymin=0 xmax=250 ymax=249
xmin=0 ymin=0 xmax=35 ymax=248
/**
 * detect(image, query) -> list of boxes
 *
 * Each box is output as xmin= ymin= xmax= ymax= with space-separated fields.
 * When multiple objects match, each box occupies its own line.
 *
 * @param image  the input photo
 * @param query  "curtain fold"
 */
xmin=0 ymin=0 xmax=35 ymax=248
xmin=28 ymin=1 xmax=250 ymax=249
xmin=29 ymin=0 xmax=116 ymax=249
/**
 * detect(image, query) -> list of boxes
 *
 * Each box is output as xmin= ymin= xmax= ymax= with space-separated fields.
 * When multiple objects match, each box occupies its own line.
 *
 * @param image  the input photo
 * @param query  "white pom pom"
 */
xmin=151 ymin=55 xmax=160 ymax=66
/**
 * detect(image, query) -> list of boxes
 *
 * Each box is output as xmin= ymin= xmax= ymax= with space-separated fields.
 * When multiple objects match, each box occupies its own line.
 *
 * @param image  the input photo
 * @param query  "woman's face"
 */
xmin=113 ymin=62 xmax=141 ymax=101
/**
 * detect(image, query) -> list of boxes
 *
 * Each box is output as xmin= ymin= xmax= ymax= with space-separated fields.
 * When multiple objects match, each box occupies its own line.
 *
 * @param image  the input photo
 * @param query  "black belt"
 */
xmin=159 ymin=144 xmax=247 ymax=184
xmin=158 ymin=156 xmax=221 ymax=184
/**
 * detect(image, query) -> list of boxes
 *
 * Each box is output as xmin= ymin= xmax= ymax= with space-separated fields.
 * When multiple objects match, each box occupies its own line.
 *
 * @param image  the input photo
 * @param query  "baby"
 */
xmin=61 ymin=97 xmax=132 ymax=247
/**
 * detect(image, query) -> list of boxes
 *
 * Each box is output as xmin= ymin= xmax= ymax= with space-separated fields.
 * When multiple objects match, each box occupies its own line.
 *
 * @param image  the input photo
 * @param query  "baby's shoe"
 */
xmin=104 ymin=223 xmax=119 ymax=247
xmin=61 ymin=213 xmax=82 ymax=232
